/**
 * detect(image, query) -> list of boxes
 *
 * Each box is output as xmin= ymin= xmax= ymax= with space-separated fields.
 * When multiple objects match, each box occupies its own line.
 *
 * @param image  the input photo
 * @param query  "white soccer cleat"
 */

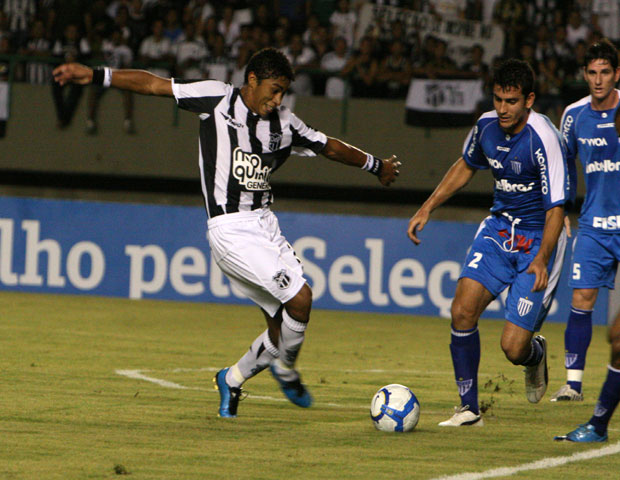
xmin=438 ymin=405 xmax=484 ymax=427
xmin=550 ymin=384 xmax=584 ymax=402
xmin=525 ymin=335 xmax=548 ymax=403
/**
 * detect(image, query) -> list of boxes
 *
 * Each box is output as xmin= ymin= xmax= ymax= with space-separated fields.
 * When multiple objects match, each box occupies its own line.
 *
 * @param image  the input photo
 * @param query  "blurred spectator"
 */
xmin=525 ymin=0 xmax=560 ymax=27
xmin=20 ymin=19 xmax=53 ymax=85
xmin=84 ymin=0 xmax=114 ymax=44
xmin=2 ymin=0 xmax=35 ymax=47
xmin=173 ymin=20 xmax=207 ymax=79
xmin=138 ymin=18 xmax=172 ymax=77
xmin=562 ymin=38 xmax=589 ymax=104
xmin=190 ymin=0 xmax=215 ymax=32
xmin=377 ymin=39 xmax=412 ymax=98
xmin=320 ymin=35 xmax=349 ymax=99
xmin=281 ymin=32 xmax=316 ymax=95
xmin=113 ymin=6 xmax=135 ymax=49
xmin=128 ymin=0 xmax=148 ymax=45
xmin=49 ymin=0 xmax=88 ymax=40
xmin=592 ymin=0 xmax=620 ymax=42
xmin=429 ymin=0 xmax=466 ymax=19
xmin=551 ymin=26 xmax=572 ymax=67
xmin=230 ymin=23 xmax=252 ymax=59
xmin=518 ymin=39 xmax=537 ymax=72
xmin=493 ymin=0 xmax=526 ymax=57
xmin=163 ymin=8 xmax=184 ymax=44
xmin=51 ymin=23 xmax=90 ymax=129
xmin=275 ymin=0 xmax=309 ymax=33
xmin=566 ymin=9 xmax=590 ymax=46
xmin=462 ymin=43 xmax=489 ymax=81
xmin=218 ymin=5 xmax=241 ymax=48
xmin=330 ymin=0 xmax=356 ymax=48
xmin=253 ymin=3 xmax=276 ymax=32
xmin=203 ymin=32 xmax=231 ymax=82
xmin=536 ymin=54 xmax=564 ymax=121
xmin=86 ymin=27 xmax=134 ymax=135
xmin=419 ymin=37 xmax=459 ymax=77
xmin=202 ymin=15 xmax=218 ymax=51
xmin=309 ymin=0 xmax=338 ymax=27
xmin=533 ymin=24 xmax=555 ymax=63
xmin=302 ymin=13 xmax=321 ymax=46
xmin=341 ymin=35 xmax=379 ymax=97
xmin=308 ymin=24 xmax=331 ymax=61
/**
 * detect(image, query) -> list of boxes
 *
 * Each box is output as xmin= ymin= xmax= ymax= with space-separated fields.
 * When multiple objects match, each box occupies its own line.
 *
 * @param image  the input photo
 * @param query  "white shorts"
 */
xmin=207 ymin=208 xmax=306 ymax=317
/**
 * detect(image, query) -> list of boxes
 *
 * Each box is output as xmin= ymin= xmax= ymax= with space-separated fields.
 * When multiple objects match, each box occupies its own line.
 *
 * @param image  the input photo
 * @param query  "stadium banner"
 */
xmin=0 ymin=196 xmax=607 ymax=324
xmin=356 ymin=4 xmax=503 ymax=66
xmin=405 ymin=77 xmax=484 ymax=127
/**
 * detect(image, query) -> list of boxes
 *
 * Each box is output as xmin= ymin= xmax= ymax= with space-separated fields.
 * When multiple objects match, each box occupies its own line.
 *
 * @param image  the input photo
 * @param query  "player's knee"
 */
xmin=284 ymin=283 xmax=312 ymax=323
xmin=572 ymin=289 xmax=597 ymax=310
xmin=450 ymin=301 xmax=477 ymax=330
xmin=501 ymin=340 xmax=527 ymax=365
xmin=610 ymin=325 xmax=620 ymax=368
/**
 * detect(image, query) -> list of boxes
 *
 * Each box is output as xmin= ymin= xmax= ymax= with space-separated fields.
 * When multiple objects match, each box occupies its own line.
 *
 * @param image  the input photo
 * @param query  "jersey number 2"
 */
xmin=468 ymin=252 xmax=483 ymax=269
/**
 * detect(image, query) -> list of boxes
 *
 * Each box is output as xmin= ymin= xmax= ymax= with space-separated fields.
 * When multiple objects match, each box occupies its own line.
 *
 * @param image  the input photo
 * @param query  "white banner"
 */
xmin=0 ymin=82 xmax=8 ymax=120
xmin=406 ymin=77 xmax=483 ymax=113
xmin=357 ymin=4 xmax=504 ymax=66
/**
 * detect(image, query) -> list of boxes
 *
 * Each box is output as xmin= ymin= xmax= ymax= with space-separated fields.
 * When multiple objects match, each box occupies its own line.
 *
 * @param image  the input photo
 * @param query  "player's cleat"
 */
xmin=213 ymin=368 xmax=242 ymax=418
xmin=269 ymin=365 xmax=313 ymax=408
xmin=554 ymin=423 xmax=608 ymax=442
xmin=438 ymin=405 xmax=484 ymax=427
xmin=550 ymin=384 xmax=584 ymax=402
xmin=525 ymin=335 xmax=548 ymax=403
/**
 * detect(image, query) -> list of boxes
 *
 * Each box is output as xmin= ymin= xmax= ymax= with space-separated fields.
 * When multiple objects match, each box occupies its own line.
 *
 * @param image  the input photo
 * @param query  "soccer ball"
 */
xmin=370 ymin=384 xmax=420 ymax=433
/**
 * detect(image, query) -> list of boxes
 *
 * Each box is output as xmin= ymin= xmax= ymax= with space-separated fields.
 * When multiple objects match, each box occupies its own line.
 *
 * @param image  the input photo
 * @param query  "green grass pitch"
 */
xmin=1 ymin=291 xmax=619 ymax=479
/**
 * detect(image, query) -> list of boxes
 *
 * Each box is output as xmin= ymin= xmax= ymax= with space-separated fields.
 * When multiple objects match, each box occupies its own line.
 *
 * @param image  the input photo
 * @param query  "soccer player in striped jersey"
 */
xmin=53 ymin=48 xmax=401 ymax=418
xmin=408 ymin=59 xmax=568 ymax=426
xmin=551 ymin=39 xmax=620 ymax=403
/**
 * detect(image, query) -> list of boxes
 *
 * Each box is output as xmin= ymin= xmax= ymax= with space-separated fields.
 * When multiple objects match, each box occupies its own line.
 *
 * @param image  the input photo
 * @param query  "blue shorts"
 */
xmin=460 ymin=215 xmax=567 ymax=332
xmin=568 ymin=229 xmax=620 ymax=290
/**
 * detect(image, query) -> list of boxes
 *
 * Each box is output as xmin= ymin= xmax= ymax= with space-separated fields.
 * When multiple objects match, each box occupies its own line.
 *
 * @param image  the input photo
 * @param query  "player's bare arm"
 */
xmin=407 ymin=157 xmax=476 ymax=245
xmin=53 ymin=63 xmax=173 ymax=96
xmin=527 ymin=205 xmax=564 ymax=292
xmin=320 ymin=137 xmax=401 ymax=186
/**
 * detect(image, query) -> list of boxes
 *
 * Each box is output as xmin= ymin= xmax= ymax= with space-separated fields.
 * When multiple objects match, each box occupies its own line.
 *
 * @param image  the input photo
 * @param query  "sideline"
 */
xmin=428 ymin=442 xmax=620 ymax=480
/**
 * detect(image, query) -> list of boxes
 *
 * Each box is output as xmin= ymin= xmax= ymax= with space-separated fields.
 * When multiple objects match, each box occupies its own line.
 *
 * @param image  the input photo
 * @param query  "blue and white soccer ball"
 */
xmin=370 ymin=384 xmax=420 ymax=433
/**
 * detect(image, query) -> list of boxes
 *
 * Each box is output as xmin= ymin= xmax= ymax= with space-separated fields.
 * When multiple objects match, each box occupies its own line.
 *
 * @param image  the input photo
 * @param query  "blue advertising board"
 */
xmin=0 ymin=196 xmax=607 ymax=324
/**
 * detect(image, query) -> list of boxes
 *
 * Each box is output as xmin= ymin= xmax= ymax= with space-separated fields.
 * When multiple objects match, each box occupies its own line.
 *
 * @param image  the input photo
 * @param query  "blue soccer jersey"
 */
xmin=462 ymin=110 xmax=568 ymax=229
xmin=560 ymin=91 xmax=620 ymax=233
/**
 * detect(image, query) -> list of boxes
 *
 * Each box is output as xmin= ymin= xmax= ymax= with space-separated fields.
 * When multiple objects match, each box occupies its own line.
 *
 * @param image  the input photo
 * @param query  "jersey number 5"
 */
xmin=572 ymin=263 xmax=581 ymax=280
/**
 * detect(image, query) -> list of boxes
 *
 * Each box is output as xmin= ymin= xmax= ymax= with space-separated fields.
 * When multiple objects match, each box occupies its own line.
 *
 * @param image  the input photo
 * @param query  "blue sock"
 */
xmin=564 ymin=306 xmax=593 ymax=393
xmin=589 ymin=366 xmax=620 ymax=436
xmin=521 ymin=336 xmax=544 ymax=366
xmin=449 ymin=325 xmax=480 ymax=415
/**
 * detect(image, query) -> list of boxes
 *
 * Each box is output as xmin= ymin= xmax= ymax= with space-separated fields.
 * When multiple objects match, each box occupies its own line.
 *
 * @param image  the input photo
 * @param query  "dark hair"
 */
xmin=244 ymin=47 xmax=295 ymax=84
xmin=492 ymin=58 xmax=535 ymax=97
xmin=584 ymin=38 xmax=618 ymax=70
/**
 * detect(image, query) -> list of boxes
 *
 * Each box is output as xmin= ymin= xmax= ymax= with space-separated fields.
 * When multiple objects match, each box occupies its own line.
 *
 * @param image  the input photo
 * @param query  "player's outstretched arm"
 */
xmin=53 ymin=63 xmax=173 ymax=96
xmin=407 ymin=157 xmax=476 ymax=245
xmin=320 ymin=137 xmax=401 ymax=186
xmin=527 ymin=205 xmax=564 ymax=292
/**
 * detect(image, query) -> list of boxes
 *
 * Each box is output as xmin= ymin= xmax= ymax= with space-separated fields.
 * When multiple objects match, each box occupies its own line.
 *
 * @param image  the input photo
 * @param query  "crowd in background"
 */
xmin=0 ymin=0 xmax=617 ymax=130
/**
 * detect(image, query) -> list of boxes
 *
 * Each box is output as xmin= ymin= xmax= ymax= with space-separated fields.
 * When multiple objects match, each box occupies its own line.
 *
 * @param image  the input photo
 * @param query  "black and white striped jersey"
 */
xmin=172 ymin=79 xmax=328 ymax=219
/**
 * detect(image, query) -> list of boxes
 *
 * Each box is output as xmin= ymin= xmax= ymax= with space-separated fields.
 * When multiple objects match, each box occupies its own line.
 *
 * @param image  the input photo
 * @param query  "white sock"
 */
xmin=226 ymin=329 xmax=279 ymax=388
xmin=273 ymin=310 xmax=307 ymax=381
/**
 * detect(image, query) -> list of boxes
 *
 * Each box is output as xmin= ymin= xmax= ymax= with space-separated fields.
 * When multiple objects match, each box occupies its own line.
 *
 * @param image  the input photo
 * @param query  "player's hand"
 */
xmin=52 ymin=63 xmax=93 ymax=86
xmin=527 ymin=256 xmax=548 ymax=292
xmin=379 ymin=155 xmax=401 ymax=187
xmin=564 ymin=215 xmax=572 ymax=238
xmin=407 ymin=208 xmax=430 ymax=245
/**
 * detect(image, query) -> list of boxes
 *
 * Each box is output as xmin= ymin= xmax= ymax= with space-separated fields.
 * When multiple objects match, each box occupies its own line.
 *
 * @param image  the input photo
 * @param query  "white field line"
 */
xmin=428 ymin=442 xmax=620 ymax=480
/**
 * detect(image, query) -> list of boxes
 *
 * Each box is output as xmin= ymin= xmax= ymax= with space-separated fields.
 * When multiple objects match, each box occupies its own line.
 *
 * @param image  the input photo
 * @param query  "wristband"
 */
xmin=362 ymin=153 xmax=383 ymax=176
xmin=92 ymin=67 xmax=112 ymax=87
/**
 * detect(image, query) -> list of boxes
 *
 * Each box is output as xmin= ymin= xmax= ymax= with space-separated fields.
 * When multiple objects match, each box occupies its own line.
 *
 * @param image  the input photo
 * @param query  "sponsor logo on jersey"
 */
xmin=517 ymin=297 xmax=534 ymax=317
xmin=269 ymin=131 xmax=283 ymax=151
xmin=592 ymin=215 xmax=620 ymax=230
xmin=497 ymin=146 xmax=511 ymax=152
xmin=586 ymin=159 xmax=620 ymax=174
xmin=273 ymin=269 xmax=291 ymax=289
xmin=562 ymin=115 xmax=573 ymax=143
xmin=498 ymin=229 xmax=533 ymax=253
xmin=535 ymin=148 xmax=549 ymax=194
xmin=467 ymin=126 xmax=478 ymax=158
xmin=597 ymin=123 xmax=615 ymax=128
xmin=494 ymin=179 xmax=535 ymax=192
xmin=564 ymin=353 xmax=578 ymax=368
xmin=232 ymin=147 xmax=271 ymax=190
xmin=511 ymin=160 xmax=522 ymax=174
xmin=457 ymin=378 xmax=473 ymax=396
xmin=220 ymin=112 xmax=245 ymax=129
xmin=487 ymin=157 xmax=503 ymax=169
xmin=578 ymin=137 xmax=608 ymax=146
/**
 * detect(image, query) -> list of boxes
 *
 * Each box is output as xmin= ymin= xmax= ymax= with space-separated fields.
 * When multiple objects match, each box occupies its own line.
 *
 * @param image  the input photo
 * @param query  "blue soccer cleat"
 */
xmin=213 ymin=368 xmax=242 ymax=418
xmin=554 ymin=423 xmax=608 ymax=442
xmin=269 ymin=365 xmax=313 ymax=408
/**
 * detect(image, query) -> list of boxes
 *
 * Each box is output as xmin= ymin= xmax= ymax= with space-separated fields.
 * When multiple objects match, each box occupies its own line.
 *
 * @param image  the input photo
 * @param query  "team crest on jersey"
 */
xmin=511 ymin=160 xmax=522 ymax=174
xmin=273 ymin=270 xmax=291 ymax=289
xmin=232 ymin=147 xmax=271 ymax=190
xmin=269 ymin=131 xmax=283 ymax=151
xmin=517 ymin=297 xmax=533 ymax=317
xmin=564 ymin=353 xmax=578 ymax=368
xmin=457 ymin=379 xmax=473 ymax=396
